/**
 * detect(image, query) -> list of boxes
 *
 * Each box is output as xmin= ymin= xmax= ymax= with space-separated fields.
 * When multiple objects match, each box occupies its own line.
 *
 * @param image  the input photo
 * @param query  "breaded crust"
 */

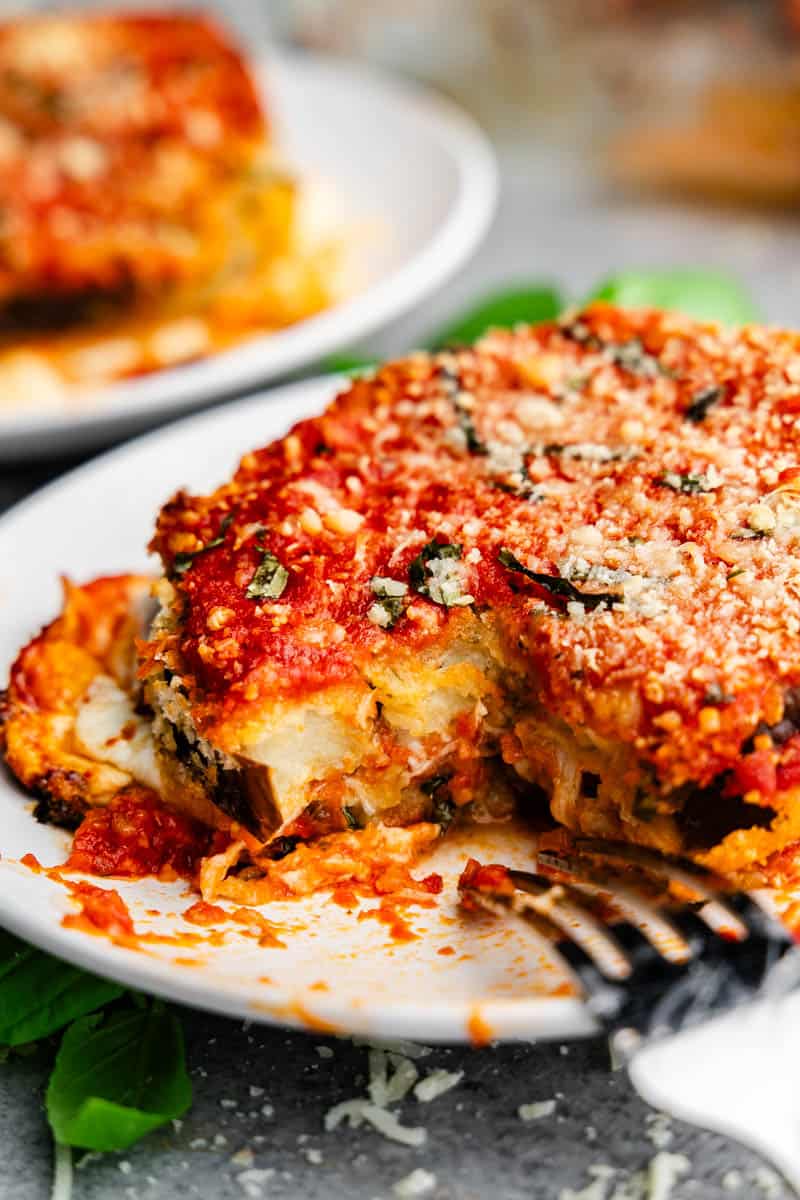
xmin=150 ymin=304 xmax=800 ymax=795
xmin=0 ymin=574 xmax=154 ymax=825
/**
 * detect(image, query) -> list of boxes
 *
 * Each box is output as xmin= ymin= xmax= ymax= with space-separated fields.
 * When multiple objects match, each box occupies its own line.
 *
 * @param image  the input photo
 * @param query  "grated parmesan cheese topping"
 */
xmin=153 ymin=304 xmax=800 ymax=793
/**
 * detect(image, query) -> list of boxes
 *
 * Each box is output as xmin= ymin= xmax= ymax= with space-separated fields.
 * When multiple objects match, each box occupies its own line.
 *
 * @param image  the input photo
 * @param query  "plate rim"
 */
xmin=0 ymin=46 xmax=498 ymax=458
xmin=0 ymin=866 xmax=592 ymax=1044
xmin=0 ymin=378 xmax=594 ymax=1044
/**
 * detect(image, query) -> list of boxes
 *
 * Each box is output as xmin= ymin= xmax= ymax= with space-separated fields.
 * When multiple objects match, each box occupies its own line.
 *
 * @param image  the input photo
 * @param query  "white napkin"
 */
xmin=630 ymin=990 xmax=800 ymax=1193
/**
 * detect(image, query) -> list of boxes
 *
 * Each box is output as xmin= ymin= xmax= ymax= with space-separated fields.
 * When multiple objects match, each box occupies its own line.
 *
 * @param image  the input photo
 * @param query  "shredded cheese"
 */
xmin=393 ymin=1168 xmax=437 ymax=1196
xmin=518 ymin=1099 xmax=557 ymax=1121
xmin=413 ymin=1069 xmax=464 ymax=1103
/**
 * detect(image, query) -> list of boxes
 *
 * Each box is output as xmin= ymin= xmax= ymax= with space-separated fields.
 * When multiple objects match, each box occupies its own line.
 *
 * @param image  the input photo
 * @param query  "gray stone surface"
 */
xmin=3 ymin=123 xmax=800 ymax=1200
xmin=0 ymin=1016 xmax=790 ymax=1199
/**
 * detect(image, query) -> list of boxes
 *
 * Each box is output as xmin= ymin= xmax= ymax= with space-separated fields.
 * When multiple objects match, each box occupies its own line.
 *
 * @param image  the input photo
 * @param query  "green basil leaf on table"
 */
xmin=585 ymin=268 xmax=759 ymax=326
xmin=0 ymin=929 xmax=123 ymax=1047
xmin=324 ymin=283 xmax=564 ymax=374
xmin=323 ymin=351 xmax=377 ymax=375
xmin=428 ymin=284 xmax=564 ymax=349
xmin=46 ymin=1000 xmax=192 ymax=1151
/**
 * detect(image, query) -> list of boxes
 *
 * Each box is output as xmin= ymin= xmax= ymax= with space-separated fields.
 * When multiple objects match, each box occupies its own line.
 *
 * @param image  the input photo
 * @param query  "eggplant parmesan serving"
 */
xmin=0 ymin=11 xmax=343 ymax=408
xmin=5 ymin=303 xmax=800 ymax=902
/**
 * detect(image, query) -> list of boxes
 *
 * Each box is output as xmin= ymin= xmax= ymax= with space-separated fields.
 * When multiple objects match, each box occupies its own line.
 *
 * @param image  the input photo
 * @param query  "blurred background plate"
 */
xmin=0 ymin=48 xmax=496 ymax=461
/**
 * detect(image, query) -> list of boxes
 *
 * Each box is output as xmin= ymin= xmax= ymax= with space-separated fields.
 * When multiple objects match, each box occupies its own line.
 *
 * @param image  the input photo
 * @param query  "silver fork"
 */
xmin=459 ymin=838 xmax=800 ymax=1191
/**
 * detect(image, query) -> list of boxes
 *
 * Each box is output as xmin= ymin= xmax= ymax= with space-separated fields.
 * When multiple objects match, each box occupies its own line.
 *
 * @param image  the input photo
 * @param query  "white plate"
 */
xmin=0 ymin=49 xmax=497 ymax=461
xmin=0 ymin=379 xmax=592 ymax=1043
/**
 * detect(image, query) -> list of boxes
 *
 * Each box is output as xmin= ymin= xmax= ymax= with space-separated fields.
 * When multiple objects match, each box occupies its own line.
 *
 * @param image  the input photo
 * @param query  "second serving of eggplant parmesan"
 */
xmin=0 ymin=11 xmax=344 ymax=405
xmin=6 ymin=302 xmax=800 ymax=899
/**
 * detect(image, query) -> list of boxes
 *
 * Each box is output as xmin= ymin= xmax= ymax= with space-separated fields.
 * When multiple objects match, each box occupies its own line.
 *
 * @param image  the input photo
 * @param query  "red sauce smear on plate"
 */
xmin=183 ymin=900 xmax=227 ymax=926
xmin=467 ymin=1007 xmax=494 ymax=1047
xmin=62 ymin=881 xmax=136 ymax=938
xmin=66 ymin=791 xmax=213 ymax=880
xmin=359 ymin=901 xmax=420 ymax=943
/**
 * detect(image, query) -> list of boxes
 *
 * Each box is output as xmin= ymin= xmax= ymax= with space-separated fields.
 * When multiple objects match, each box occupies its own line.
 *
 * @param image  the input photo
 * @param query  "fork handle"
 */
xmin=629 ymin=990 xmax=800 ymax=1193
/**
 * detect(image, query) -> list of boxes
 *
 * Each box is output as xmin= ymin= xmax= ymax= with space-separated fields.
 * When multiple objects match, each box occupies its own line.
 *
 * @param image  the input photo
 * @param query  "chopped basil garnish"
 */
xmin=368 ymin=576 xmax=408 ymax=629
xmin=540 ymin=442 xmax=634 ymax=463
xmin=246 ymin=549 xmax=289 ymax=600
xmin=607 ymin=336 xmax=669 ymax=378
xmin=487 ymin=450 xmax=542 ymax=502
xmin=439 ymin=365 xmax=487 ymax=455
xmin=420 ymin=774 xmax=455 ymax=829
xmin=730 ymin=529 xmax=770 ymax=541
xmin=491 ymin=475 xmax=543 ymax=503
xmin=420 ymin=773 xmax=452 ymax=797
xmin=409 ymin=540 xmax=474 ymax=607
xmin=685 ymin=385 xmax=723 ymax=423
xmin=632 ymin=787 xmax=661 ymax=823
xmin=497 ymin=547 xmax=621 ymax=610
xmin=560 ymin=322 xmax=668 ymax=378
xmin=656 ymin=472 xmax=714 ymax=495
xmin=704 ymin=683 xmax=735 ymax=706
xmin=560 ymin=319 xmax=600 ymax=348
xmin=172 ymin=513 xmax=233 ymax=576
xmin=342 ymin=806 xmax=362 ymax=830
xmin=457 ymin=405 xmax=485 ymax=454
xmin=264 ymin=836 xmax=300 ymax=861
xmin=432 ymin=796 xmax=456 ymax=829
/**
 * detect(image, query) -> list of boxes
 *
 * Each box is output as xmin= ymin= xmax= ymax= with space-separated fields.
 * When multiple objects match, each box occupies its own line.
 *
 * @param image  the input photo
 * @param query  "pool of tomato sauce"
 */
xmin=19 ymin=793 xmax=446 ymax=951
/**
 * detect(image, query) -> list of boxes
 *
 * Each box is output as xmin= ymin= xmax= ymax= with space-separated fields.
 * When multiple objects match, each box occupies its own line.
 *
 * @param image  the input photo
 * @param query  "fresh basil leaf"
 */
xmin=326 ymin=285 xmax=563 ymax=373
xmin=246 ymin=549 xmax=289 ymax=601
xmin=429 ymin=285 xmax=564 ymax=350
xmin=0 ymin=930 xmax=123 ymax=1047
xmin=324 ymin=353 xmax=377 ymax=375
xmin=47 ymin=1001 xmax=191 ymax=1151
xmin=585 ymin=269 xmax=759 ymax=326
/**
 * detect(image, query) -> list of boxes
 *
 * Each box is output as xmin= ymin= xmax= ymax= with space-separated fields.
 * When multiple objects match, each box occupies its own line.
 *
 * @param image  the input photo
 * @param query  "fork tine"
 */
xmin=462 ymin=878 xmax=602 ymax=983
xmin=540 ymin=841 xmax=750 ymax=943
xmin=462 ymin=867 xmax=634 ymax=980
xmin=571 ymin=837 xmax=746 ymax=919
xmin=459 ymin=843 xmax=794 ymax=1040
xmin=508 ymin=872 xmax=634 ymax=980
xmin=531 ymin=870 xmax=695 ymax=966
